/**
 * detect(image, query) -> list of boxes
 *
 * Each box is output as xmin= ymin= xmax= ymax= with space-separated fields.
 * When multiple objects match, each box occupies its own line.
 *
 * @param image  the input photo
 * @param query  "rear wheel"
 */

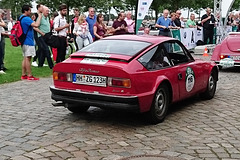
xmin=66 ymin=103 xmax=90 ymax=113
xmin=218 ymin=65 xmax=222 ymax=70
xmin=147 ymin=84 xmax=170 ymax=124
xmin=200 ymin=71 xmax=217 ymax=100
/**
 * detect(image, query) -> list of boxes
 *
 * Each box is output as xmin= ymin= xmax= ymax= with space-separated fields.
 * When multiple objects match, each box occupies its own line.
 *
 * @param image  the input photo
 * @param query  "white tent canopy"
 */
xmin=221 ymin=0 xmax=235 ymax=18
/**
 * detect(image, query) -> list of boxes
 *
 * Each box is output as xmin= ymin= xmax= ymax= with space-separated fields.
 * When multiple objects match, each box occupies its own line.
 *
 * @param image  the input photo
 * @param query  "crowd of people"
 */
xmin=227 ymin=12 xmax=240 ymax=31
xmin=0 ymin=4 xmax=219 ymax=79
xmin=0 ymin=4 xmax=138 ymax=78
xmin=155 ymin=7 xmax=217 ymax=45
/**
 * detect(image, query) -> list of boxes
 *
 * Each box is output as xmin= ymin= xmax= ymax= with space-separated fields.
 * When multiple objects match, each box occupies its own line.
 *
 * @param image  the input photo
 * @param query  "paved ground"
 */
xmin=1 ymin=55 xmax=240 ymax=160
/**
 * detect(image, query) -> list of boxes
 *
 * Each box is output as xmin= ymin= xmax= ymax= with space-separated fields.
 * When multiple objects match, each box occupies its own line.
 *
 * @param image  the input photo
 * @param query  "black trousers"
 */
xmin=38 ymin=36 xmax=54 ymax=69
xmin=203 ymin=29 xmax=214 ymax=44
xmin=159 ymin=30 xmax=171 ymax=37
xmin=33 ymin=31 xmax=41 ymax=62
xmin=56 ymin=36 xmax=67 ymax=63
xmin=1 ymin=36 xmax=5 ymax=62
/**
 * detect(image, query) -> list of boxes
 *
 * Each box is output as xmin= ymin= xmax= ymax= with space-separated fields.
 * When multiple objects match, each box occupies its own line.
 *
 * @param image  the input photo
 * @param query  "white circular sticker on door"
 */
xmin=185 ymin=67 xmax=195 ymax=92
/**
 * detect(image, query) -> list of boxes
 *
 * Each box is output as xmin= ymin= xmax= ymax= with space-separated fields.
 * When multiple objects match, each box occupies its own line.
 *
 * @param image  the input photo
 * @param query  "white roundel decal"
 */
xmin=185 ymin=67 xmax=195 ymax=92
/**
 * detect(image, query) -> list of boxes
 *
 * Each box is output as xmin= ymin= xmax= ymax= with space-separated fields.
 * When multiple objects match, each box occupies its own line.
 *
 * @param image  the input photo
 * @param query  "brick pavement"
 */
xmin=1 ymin=55 xmax=240 ymax=160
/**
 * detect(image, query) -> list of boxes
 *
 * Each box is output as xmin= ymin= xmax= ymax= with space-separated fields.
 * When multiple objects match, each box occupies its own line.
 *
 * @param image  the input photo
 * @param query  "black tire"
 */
xmin=218 ymin=65 xmax=222 ymax=70
xmin=147 ymin=84 xmax=170 ymax=124
xmin=200 ymin=71 xmax=217 ymax=100
xmin=67 ymin=103 xmax=90 ymax=113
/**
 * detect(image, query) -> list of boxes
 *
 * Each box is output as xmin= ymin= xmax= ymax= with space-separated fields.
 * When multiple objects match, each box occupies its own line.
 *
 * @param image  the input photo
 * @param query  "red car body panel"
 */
xmin=211 ymin=33 xmax=240 ymax=68
xmin=50 ymin=35 xmax=218 ymax=113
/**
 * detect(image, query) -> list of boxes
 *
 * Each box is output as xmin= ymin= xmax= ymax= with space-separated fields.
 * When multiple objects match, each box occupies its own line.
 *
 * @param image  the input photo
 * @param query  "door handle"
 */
xmin=178 ymin=73 xmax=182 ymax=80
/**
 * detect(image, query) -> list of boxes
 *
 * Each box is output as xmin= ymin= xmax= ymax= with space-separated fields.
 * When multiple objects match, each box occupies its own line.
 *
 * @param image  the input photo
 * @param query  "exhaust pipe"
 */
xmin=52 ymin=102 xmax=65 ymax=107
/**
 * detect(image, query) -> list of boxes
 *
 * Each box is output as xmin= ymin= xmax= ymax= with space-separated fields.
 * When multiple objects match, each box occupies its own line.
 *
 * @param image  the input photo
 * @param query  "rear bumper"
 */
xmin=50 ymin=86 xmax=140 ymax=111
xmin=215 ymin=61 xmax=240 ymax=67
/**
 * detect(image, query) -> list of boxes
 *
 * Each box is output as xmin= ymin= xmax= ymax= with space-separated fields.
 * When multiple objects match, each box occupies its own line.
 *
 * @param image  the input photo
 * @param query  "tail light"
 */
xmin=220 ymin=55 xmax=230 ymax=59
xmin=53 ymin=72 xmax=72 ymax=82
xmin=108 ymin=77 xmax=131 ymax=88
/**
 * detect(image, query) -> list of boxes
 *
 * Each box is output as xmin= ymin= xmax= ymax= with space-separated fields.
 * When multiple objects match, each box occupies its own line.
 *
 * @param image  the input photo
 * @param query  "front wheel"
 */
xmin=200 ymin=71 xmax=217 ymax=100
xmin=147 ymin=84 xmax=170 ymax=124
xmin=66 ymin=103 xmax=90 ymax=113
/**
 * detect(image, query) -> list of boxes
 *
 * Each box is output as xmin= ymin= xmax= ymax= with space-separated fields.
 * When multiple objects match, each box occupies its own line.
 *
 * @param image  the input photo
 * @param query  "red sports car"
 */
xmin=50 ymin=35 xmax=218 ymax=124
xmin=211 ymin=32 xmax=240 ymax=69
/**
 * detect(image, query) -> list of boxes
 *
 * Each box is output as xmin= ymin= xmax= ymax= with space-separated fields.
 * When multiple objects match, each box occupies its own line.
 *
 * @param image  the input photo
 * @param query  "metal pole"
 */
xmin=134 ymin=0 xmax=138 ymax=35
xmin=214 ymin=0 xmax=223 ymax=44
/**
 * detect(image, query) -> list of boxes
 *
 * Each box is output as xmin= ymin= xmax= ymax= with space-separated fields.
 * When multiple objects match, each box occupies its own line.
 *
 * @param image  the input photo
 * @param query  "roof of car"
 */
xmin=103 ymin=35 xmax=175 ymax=44
xmin=228 ymin=32 xmax=240 ymax=35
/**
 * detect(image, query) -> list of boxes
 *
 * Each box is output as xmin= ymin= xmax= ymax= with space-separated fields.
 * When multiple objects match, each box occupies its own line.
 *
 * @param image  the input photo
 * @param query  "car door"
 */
xmin=163 ymin=40 xmax=205 ymax=100
xmin=137 ymin=43 xmax=181 ymax=102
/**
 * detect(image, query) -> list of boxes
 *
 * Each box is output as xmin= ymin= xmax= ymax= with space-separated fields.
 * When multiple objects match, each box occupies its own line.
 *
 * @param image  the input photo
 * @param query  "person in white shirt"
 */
xmin=73 ymin=14 xmax=92 ymax=50
xmin=125 ymin=11 xmax=135 ymax=34
xmin=54 ymin=4 xmax=70 ymax=63
xmin=8 ymin=18 xmax=14 ymax=32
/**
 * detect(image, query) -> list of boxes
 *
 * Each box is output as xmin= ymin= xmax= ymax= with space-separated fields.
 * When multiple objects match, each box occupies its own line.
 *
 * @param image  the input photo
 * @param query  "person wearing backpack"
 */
xmin=20 ymin=4 xmax=42 ymax=80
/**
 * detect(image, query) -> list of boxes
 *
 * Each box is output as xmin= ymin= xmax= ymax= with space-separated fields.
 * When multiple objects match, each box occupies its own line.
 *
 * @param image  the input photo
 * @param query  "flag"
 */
xmin=135 ymin=0 xmax=153 ymax=34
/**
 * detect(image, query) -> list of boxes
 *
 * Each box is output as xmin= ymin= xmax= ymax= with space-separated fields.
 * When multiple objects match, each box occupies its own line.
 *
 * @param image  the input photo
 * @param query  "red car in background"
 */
xmin=211 ymin=32 xmax=240 ymax=69
xmin=50 ymin=35 xmax=218 ymax=124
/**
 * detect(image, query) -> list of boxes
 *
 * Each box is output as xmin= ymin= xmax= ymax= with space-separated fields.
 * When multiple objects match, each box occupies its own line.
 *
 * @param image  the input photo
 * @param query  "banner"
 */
xmin=179 ymin=28 xmax=203 ymax=49
xmin=195 ymin=29 xmax=203 ymax=42
xmin=180 ymin=28 xmax=191 ymax=49
xmin=138 ymin=28 xmax=203 ymax=49
xmin=188 ymin=28 xmax=197 ymax=49
xmin=135 ymin=0 xmax=153 ymax=34
xmin=171 ymin=29 xmax=181 ymax=41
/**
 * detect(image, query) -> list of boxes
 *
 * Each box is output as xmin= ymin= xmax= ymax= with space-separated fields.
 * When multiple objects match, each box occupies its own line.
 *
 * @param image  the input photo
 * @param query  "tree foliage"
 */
xmin=0 ymin=0 xmax=32 ymax=20
xmin=0 ymin=0 xmax=238 ymax=21
xmin=232 ymin=0 xmax=240 ymax=10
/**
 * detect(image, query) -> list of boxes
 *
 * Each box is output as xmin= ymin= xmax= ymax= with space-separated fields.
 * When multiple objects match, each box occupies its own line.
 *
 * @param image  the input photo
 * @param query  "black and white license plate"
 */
xmin=72 ymin=74 xmax=107 ymax=87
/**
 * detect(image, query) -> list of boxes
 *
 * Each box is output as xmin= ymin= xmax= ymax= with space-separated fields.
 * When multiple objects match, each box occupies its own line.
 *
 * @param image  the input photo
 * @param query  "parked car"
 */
xmin=50 ymin=35 xmax=218 ymax=124
xmin=211 ymin=32 xmax=240 ymax=69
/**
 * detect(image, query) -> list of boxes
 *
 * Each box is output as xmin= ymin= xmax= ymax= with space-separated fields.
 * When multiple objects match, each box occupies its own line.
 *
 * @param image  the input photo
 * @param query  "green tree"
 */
xmin=232 ymin=0 xmax=240 ymax=10
xmin=0 ymin=0 xmax=32 ymax=20
xmin=37 ymin=0 xmax=82 ymax=22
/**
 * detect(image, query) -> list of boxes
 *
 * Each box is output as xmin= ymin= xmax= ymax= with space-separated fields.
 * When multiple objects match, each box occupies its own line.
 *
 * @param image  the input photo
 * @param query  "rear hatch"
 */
xmin=53 ymin=52 xmax=143 ymax=96
xmin=226 ymin=34 xmax=240 ymax=52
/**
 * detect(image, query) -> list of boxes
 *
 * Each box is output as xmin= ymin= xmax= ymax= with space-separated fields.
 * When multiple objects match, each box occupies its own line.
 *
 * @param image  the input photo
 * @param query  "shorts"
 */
xmin=22 ymin=45 xmax=36 ymax=57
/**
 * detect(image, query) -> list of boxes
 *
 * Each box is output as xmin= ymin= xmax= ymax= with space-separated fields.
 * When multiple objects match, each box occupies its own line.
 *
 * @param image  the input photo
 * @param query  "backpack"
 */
xmin=9 ymin=16 xmax=30 ymax=47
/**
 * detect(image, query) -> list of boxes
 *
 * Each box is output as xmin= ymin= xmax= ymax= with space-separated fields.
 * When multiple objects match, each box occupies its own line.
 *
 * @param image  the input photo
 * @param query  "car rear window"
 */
xmin=79 ymin=40 xmax=152 ymax=56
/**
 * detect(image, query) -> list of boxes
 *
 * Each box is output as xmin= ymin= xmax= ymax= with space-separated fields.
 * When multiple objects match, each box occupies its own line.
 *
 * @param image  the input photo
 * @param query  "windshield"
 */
xmin=79 ymin=39 xmax=152 ymax=56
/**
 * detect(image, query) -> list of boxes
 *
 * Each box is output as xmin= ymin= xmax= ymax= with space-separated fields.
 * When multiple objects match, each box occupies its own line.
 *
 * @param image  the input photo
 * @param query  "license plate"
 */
xmin=73 ymin=74 xmax=107 ymax=87
xmin=219 ymin=58 xmax=234 ymax=68
xmin=230 ymin=56 xmax=240 ymax=61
